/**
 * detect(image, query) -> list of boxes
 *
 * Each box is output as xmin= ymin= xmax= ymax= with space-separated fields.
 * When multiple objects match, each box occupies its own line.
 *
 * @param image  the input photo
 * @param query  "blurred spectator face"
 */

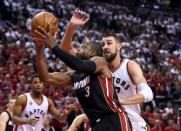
xmin=7 ymin=99 xmax=15 ymax=111
xmin=168 ymin=119 xmax=174 ymax=126
xmin=155 ymin=119 xmax=161 ymax=127
xmin=167 ymin=101 xmax=172 ymax=108
xmin=102 ymin=36 xmax=121 ymax=62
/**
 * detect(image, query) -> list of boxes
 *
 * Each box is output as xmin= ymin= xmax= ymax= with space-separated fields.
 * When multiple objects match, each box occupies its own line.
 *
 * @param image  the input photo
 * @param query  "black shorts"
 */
xmin=91 ymin=112 xmax=132 ymax=131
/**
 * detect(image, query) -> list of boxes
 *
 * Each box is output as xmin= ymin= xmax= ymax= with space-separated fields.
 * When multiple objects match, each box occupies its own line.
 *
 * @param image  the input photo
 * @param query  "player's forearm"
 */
xmin=12 ymin=116 xmax=28 ymax=125
xmin=36 ymin=47 xmax=50 ymax=82
xmin=59 ymin=23 xmax=76 ymax=51
xmin=119 ymin=94 xmax=145 ymax=105
xmin=51 ymin=45 xmax=96 ymax=74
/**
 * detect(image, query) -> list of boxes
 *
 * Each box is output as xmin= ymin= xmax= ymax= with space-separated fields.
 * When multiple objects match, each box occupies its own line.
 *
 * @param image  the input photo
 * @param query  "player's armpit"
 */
xmin=12 ymin=95 xmax=28 ymax=125
xmin=48 ymin=72 xmax=73 ymax=86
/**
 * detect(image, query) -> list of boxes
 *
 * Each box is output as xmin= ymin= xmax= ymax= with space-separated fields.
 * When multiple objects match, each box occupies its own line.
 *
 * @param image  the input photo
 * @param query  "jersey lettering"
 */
xmin=113 ymin=77 xmax=130 ymax=91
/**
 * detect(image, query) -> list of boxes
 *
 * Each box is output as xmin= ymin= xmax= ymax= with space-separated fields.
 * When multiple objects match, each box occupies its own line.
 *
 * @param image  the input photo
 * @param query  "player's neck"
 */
xmin=108 ymin=55 xmax=122 ymax=71
xmin=31 ymin=92 xmax=42 ymax=99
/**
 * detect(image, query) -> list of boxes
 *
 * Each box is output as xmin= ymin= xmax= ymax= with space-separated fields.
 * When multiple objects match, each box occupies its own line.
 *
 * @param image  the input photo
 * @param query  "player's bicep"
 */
xmin=127 ymin=61 xmax=147 ymax=85
xmin=13 ymin=96 xmax=25 ymax=117
xmin=48 ymin=72 xmax=73 ymax=86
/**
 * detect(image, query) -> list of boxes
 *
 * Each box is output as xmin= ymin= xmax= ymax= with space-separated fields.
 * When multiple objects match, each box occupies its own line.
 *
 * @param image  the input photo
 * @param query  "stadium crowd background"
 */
xmin=0 ymin=0 xmax=180 ymax=130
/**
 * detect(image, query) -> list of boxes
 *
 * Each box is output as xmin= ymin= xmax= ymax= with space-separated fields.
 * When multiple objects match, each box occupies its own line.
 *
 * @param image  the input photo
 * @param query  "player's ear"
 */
xmin=90 ymin=51 xmax=96 ymax=57
xmin=54 ymin=32 xmax=58 ymax=39
xmin=117 ymin=43 xmax=121 ymax=50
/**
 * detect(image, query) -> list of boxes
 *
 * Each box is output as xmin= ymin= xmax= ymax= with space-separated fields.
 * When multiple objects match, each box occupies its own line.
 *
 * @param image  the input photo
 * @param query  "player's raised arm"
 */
xmin=34 ymin=37 xmax=72 ymax=86
xmin=12 ymin=95 xmax=38 ymax=125
xmin=119 ymin=60 xmax=153 ymax=105
xmin=59 ymin=9 xmax=89 ymax=55
xmin=34 ymin=26 xmax=111 ymax=77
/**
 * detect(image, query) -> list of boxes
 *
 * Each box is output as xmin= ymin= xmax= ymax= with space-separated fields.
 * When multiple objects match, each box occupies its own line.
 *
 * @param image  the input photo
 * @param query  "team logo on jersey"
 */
xmin=74 ymin=76 xmax=90 ymax=89
xmin=24 ymin=108 xmax=46 ymax=118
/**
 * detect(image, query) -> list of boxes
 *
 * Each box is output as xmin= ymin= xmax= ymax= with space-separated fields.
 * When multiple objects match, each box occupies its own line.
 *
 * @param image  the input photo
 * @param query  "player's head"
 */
xmin=102 ymin=34 xmax=121 ymax=62
xmin=7 ymin=98 xmax=15 ymax=111
xmin=76 ymin=41 xmax=103 ymax=60
xmin=31 ymin=74 xmax=44 ymax=95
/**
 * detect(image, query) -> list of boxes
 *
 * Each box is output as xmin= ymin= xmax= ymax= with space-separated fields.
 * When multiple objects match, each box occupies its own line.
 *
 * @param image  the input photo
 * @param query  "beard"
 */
xmin=103 ymin=52 xmax=117 ymax=62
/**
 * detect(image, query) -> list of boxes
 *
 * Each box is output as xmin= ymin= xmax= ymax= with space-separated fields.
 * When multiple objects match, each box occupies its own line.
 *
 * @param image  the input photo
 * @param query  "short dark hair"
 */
xmin=86 ymin=41 xmax=103 ymax=57
xmin=31 ymin=74 xmax=39 ymax=81
xmin=102 ymin=33 xmax=121 ymax=44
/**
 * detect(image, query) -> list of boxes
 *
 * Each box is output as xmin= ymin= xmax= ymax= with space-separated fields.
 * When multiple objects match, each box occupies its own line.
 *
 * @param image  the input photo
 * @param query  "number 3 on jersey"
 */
xmin=85 ymin=86 xmax=90 ymax=97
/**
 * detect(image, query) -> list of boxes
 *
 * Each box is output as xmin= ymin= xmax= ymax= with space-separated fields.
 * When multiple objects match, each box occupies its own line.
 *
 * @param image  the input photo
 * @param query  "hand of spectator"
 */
xmin=64 ymin=104 xmax=76 ymax=115
xmin=70 ymin=10 xmax=89 ymax=28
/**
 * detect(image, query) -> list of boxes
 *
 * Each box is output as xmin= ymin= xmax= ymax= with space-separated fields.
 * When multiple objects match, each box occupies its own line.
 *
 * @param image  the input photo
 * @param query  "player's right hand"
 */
xmin=26 ymin=118 xmax=38 ymax=126
xmin=70 ymin=9 xmax=89 ymax=27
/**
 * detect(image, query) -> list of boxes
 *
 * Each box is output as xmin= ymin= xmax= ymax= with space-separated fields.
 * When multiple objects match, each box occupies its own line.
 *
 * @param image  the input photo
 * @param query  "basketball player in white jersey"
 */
xmin=59 ymin=10 xmax=153 ymax=131
xmin=12 ymin=74 xmax=75 ymax=131
xmin=0 ymin=98 xmax=15 ymax=131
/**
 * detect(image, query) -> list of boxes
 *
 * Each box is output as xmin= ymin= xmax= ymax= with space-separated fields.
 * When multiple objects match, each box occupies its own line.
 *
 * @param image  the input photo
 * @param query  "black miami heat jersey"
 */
xmin=71 ymin=73 xmax=131 ymax=131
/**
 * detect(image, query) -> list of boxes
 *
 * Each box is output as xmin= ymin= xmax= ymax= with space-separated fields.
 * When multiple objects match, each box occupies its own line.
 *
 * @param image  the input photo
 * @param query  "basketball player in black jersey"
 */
xmin=33 ymin=26 xmax=132 ymax=131
xmin=0 ymin=98 xmax=15 ymax=131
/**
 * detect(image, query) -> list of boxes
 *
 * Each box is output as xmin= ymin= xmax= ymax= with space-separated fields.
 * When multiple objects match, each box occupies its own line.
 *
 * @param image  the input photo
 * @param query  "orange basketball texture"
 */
xmin=31 ymin=11 xmax=58 ymax=37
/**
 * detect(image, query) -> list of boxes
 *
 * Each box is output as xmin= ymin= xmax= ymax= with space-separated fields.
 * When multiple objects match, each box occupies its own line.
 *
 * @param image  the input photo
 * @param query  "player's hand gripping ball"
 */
xmin=31 ymin=11 xmax=58 ymax=37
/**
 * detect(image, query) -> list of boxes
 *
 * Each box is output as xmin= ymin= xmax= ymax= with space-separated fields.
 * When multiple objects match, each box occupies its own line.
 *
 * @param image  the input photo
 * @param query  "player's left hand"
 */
xmin=33 ymin=25 xmax=57 ymax=49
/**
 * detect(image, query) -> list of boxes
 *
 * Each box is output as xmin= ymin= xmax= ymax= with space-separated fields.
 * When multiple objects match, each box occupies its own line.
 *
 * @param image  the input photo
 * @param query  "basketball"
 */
xmin=31 ymin=11 xmax=58 ymax=37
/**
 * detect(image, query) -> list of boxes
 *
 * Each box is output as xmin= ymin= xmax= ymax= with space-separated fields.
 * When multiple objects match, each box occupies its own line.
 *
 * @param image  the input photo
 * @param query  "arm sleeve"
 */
xmin=137 ymin=83 xmax=153 ymax=102
xmin=51 ymin=45 xmax=96 ymax=74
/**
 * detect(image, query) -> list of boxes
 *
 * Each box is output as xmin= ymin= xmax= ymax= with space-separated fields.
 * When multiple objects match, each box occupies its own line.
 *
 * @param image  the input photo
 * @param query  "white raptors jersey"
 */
xmin=14 ymin=93 xmax=49 ymax=131
xmin=113 ymin=59 xmax=146 ymax=124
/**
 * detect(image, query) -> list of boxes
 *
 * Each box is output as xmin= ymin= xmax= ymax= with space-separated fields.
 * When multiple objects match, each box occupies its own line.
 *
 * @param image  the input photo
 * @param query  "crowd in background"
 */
xmin=0 ymin=0 xmax=180 ymax=130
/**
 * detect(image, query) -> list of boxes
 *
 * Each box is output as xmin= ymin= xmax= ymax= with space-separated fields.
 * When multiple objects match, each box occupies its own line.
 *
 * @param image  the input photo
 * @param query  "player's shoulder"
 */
xmin=127 ymin=60 xmax=141 ymax=69
xmin=127 ymin=59 xmax=139 ymax=65
xmin=91 ymin=56 xmax=107 ymax=64
xmin=0 ymin=111 xmax=9 ymax=121
xmin=16 ymin=94 xmax=27 ymax=104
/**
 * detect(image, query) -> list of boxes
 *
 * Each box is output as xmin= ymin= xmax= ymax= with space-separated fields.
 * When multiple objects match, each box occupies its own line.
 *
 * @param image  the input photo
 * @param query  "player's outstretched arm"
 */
xmin=119 ymin=61 xmax=153 ymax=105
xmin=48 ymin=99 xmax=75 ymax=121
xmin=59 ymin=9 xmax=89 ymax=55
xmin=34 ymin=37 xmax=72 ymax=86
xmin=0 ymin=112 xmax=9 ymax=131
xmin=68 ymin=113 xmax=89 ymax=131
xmin=33 ymin=26 xmax=111 ymax=77
xmin=12 ymin=95 xmax=38 ymax=125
